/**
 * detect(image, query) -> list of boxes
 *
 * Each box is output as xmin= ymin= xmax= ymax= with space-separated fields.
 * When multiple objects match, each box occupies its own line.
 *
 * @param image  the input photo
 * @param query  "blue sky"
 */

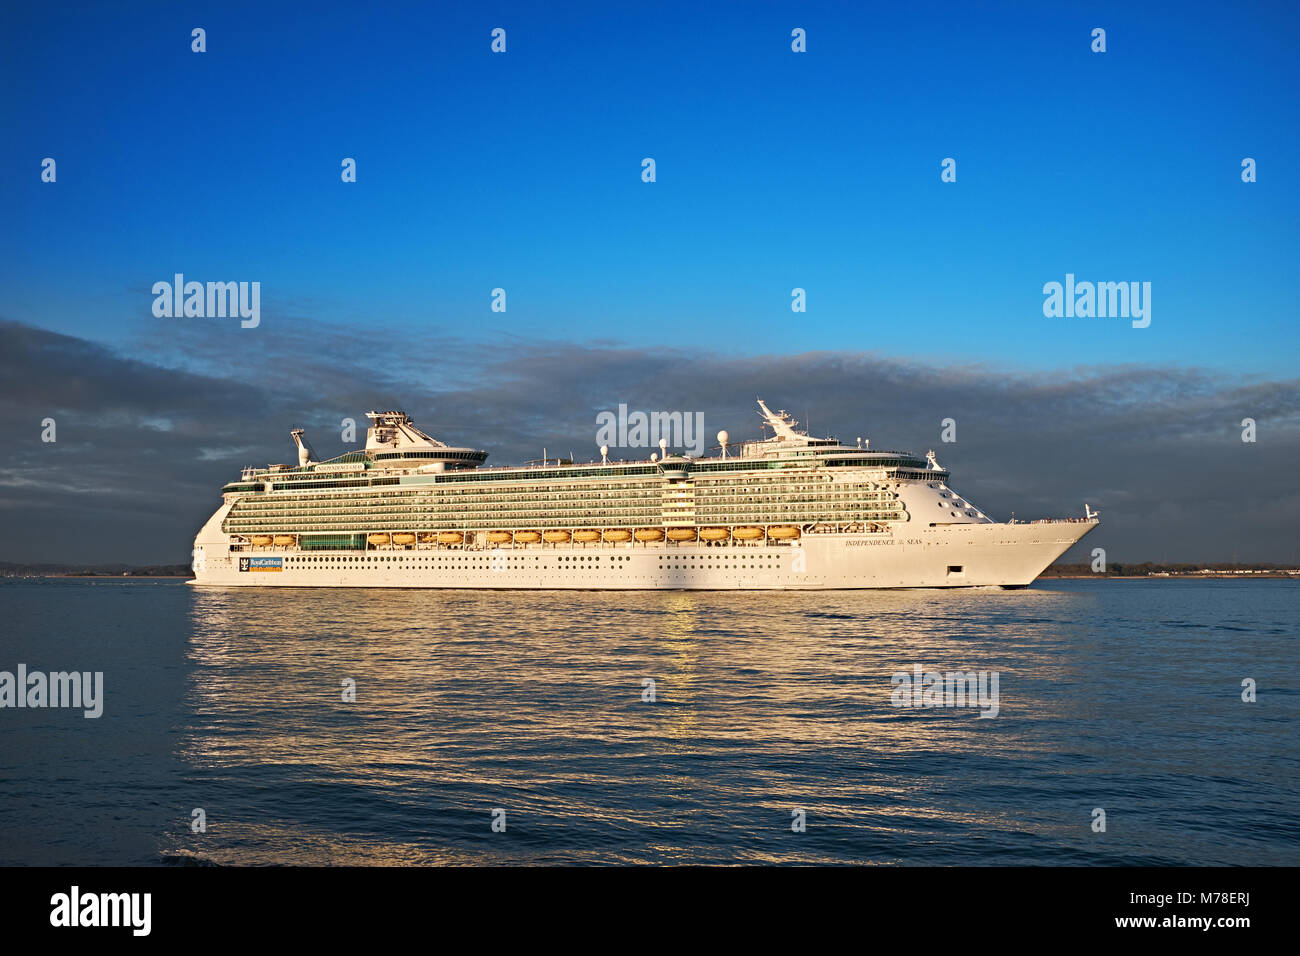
xmin=2 ymin=0 xmax=1297 ymax=374
xmin=0 ymin=2 xmax=1298 ymax=563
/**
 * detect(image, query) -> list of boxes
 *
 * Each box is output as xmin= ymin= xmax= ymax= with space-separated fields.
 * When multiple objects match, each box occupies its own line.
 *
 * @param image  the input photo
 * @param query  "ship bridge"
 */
xmin=364 ymin=411 xmax=488 ymax=471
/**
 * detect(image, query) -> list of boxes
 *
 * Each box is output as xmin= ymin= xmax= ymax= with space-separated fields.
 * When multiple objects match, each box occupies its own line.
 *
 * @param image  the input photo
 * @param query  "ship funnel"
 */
xmin=291 ymin=428 xmax=317 ymax=467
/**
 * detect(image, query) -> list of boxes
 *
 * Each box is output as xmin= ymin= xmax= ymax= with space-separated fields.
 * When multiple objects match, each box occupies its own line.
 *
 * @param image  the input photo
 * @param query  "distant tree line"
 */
xmin=0 ymin=562 xmax=192 ymax=577
xmin=1043 ymin=562 xmax=1298 ymax=576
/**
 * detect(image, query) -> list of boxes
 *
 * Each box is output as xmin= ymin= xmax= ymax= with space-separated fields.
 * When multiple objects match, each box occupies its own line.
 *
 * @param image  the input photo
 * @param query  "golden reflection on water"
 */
xmin=177 ymin=585 xmax=1081 ymax=864
xmin=656 ymin=592 xmax=702 ymax=744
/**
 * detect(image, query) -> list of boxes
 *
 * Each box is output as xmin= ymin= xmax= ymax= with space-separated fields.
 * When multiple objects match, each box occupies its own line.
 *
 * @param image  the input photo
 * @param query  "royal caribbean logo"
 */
xmin=239 ymin=557 xmax=282 ymax=572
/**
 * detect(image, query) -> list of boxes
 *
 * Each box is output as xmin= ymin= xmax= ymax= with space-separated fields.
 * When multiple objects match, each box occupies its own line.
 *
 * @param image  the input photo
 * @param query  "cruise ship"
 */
xmin=189 ymin=400 xmax=1098 ymax=589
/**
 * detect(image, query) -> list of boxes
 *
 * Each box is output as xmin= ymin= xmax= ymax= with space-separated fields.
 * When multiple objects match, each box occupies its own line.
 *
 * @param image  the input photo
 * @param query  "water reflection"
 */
xmin=167 ymin=582 xmax=1296 ymax=865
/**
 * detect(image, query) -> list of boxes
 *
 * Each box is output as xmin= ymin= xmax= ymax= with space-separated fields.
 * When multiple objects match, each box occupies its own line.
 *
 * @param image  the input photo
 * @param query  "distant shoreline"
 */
xmin=1 ymin=573 xmax=194 ymax=579
xmin=1 ymin=570 xmax=1295 ymax=583
xmin=4 ymin=556 xmax=1298 ymax=583
xmin=66 ymin=573 xmax=193 ymax=579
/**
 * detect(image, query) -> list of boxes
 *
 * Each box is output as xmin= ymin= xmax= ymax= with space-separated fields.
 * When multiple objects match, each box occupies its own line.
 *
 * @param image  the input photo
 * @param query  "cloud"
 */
xmin=1 ymin=317 xmax=1296 ymax=565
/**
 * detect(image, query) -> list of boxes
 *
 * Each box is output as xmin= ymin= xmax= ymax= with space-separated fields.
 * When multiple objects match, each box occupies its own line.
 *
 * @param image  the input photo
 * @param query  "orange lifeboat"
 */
xmin=437 ymin=532 xmax=464 ymax=545
xmin=514 ymin=531 xmax=541 ymax=544
xmin=666 ymin=528 xmax=697 ymax=542
xmin=733 ymin=527 xmax=763 ymax=540
xmin=487 ymin=531 xmax=513 ymax=544
xmin=767 ymin=526 xmax=801 ymax=540
xmin=634 ymin=528 xmax=665 ymax=542
xmin=367 ymin=533 xmax=390 ymax=547
xmin=273 ymin=534 xmax=295 ymax=547
xmin=699 ymin=527 xmax=730 ymax=541
xmin=393 ymin=533 xmax=417 ymax=546
xmin=542 ymin=530 xmax=571 ymax=543
xmin=603 ymin=529 xmax=632 ymax=542
xmin=251 ymin=534 xmax=273 ymax=547
xmin=573 ymin=529 xmax=601 ymax=543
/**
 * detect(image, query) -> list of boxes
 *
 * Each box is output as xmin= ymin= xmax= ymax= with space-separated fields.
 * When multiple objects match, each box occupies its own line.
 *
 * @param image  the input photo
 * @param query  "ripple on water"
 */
xmin=0 ymin=577 xmax=1295 ymax=865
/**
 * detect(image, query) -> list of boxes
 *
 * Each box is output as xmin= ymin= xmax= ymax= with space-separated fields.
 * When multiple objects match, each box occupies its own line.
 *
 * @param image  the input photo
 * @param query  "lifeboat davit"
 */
xmin=603 ymin=529 xmax=632 ymax=542
xmin=733 ymin=527 xmax=764 ymax=540
xmin=273 ymin=534 xmax=295 ymax=547
xmin=634 ymin=528 xmax=665 ymax=542
xmin=666 ymin=528 xmax=697 ymax=542
xmin=367 ymin=533 xmax=391 ymax=547
xmin=699 ymin=527 xmax=730 ymax=541
xmin=573 ymin=529 xmax=601 ymax=543
xmin=487 ymin=531 xmax=513 ymax=543
xmin=543 ymin=530 xmax=571 ymax=543
xmin=514 ymin=531 xmax=541 ymax=544
xmin=393 ymin=533 xmax=417 ymax=546
xmin=767 ymin=526 xmax=801 ymax=540
xmin=437 ymin=532 xmax=464 ymax=545
xmin=251 ymin=535 xmax=273 ymax=547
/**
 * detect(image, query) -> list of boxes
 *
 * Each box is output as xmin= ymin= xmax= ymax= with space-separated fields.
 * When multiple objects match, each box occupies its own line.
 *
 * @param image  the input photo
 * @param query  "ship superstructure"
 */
xmin=189 ymin=400 xmax=1097 ymax=589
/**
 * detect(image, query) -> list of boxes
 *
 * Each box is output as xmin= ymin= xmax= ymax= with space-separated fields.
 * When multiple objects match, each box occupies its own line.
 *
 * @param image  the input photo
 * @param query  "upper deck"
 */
xmin=224 ymin=399 xmax=947 ymax=495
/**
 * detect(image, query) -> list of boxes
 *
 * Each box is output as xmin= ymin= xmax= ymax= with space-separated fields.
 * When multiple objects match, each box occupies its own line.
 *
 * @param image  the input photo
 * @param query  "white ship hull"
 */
xmin=190 ymin=518 xmax=1096 ymax=590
